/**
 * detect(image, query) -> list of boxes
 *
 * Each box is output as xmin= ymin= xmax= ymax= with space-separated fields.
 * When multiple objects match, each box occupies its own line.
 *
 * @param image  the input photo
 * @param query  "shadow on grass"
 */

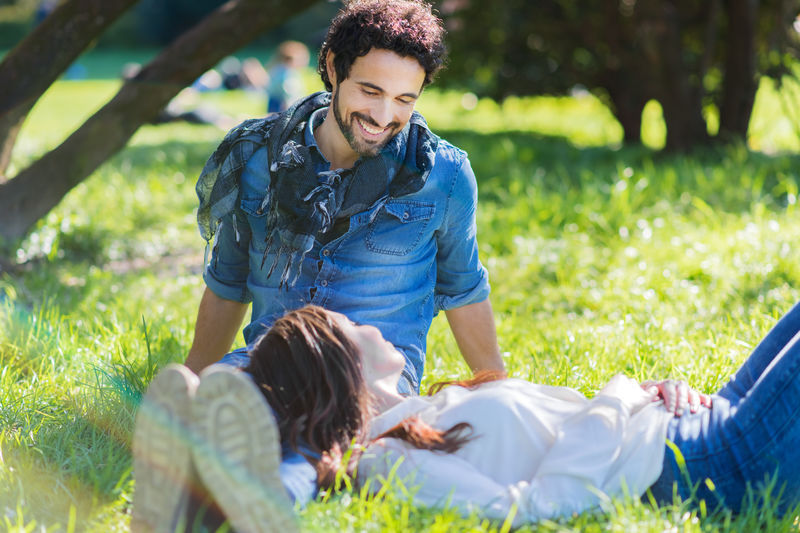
xmin=438 ymin=128 xmax=800 ymax=211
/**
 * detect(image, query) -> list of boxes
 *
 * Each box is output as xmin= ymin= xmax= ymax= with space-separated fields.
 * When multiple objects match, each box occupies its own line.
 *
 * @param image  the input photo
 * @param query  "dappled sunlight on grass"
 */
xmin=749 ymin=76 xmax=800 ymax=153
xmin=2 ymin=77 xmax=800 ymax=531
xmin=417 ymin=89 xmax=624 ymax=146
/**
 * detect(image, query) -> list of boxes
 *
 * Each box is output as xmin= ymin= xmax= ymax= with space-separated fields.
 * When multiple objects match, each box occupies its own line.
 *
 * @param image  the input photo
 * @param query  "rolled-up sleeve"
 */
xmin=203 ymin=207 xmax=252 ymax=303
xmin=202 ymin=145 xmax=273 ymax=304
xmin=434 ymin=155 xmax=490 ymax=312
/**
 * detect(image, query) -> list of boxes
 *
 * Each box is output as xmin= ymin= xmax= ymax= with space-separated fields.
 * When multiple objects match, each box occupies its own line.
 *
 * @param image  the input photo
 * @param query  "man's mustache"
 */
xmin=351 ymin=112 xmax=400 ymax=131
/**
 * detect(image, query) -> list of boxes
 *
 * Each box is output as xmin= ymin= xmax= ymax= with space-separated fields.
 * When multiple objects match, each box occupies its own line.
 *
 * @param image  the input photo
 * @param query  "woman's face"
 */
xmin=328 ymin=311 xmax=406 ymax=389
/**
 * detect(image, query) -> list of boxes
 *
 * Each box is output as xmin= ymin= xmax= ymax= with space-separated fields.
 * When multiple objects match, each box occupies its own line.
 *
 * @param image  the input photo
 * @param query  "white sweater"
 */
xmin=358 ymin=375 xmax=674 ymax=525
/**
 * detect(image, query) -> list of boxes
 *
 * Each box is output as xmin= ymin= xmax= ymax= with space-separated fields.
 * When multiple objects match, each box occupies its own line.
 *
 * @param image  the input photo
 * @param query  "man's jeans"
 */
xmin=217 ymin=347 xmax=414 ymax=506
xmin=649 ymin=300 xmax=800 ymax=514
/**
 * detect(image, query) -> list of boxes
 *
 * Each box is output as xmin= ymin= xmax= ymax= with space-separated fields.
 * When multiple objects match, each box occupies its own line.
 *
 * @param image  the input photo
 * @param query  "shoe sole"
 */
xmin=192 ymin=365 xmax=298 ymax=533
xmin=131 ymin=364 xmax=198 ymax=533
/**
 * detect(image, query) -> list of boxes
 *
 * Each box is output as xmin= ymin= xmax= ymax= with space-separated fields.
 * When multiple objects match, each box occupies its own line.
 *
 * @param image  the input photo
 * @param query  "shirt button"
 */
xmin=322 ymin=249 xmax=330 ymax=257
xmin=402 ymin=212 xmax=409 ymax=220
xmin=320 ymin=280 xmax=328 ymax=287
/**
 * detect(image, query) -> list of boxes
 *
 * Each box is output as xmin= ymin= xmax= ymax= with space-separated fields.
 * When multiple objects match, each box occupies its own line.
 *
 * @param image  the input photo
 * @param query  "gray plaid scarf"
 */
xmin=196 ymin=91 xmax=438 ymax=288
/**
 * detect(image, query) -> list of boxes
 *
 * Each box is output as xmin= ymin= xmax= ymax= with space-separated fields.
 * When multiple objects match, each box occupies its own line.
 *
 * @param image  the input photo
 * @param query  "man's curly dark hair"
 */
xmin=317 ymin=0 xmax=447 ymax=92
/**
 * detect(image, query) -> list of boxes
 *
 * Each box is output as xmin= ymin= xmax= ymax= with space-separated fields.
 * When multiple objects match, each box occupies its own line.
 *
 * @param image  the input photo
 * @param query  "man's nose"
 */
xmin=370 ymin=99 xmax=392 ymax=128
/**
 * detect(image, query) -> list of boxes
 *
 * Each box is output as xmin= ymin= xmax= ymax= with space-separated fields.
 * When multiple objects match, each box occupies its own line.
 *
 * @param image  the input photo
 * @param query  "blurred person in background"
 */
xmin=266 ymin=40 xmax=310 ymax=114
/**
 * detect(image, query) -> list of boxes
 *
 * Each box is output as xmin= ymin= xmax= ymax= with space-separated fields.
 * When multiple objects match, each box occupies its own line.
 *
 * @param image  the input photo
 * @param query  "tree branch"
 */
xmin=0 ymin=0 xmax=319 ymax=244
xmin=0 ymin=0 xmax=139 ymax=180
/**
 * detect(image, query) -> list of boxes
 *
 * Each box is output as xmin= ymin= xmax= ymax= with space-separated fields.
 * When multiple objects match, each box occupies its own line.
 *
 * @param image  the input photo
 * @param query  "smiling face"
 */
xmin=325 ymin=48 xmax=426 ymax=164
xmin=328 ymin=311 xmax=406 ymax=391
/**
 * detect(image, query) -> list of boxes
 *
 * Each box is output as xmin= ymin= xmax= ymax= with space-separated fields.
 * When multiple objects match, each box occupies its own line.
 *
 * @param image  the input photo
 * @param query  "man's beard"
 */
xmin=332 ymin=90 xmax=399 ymax=159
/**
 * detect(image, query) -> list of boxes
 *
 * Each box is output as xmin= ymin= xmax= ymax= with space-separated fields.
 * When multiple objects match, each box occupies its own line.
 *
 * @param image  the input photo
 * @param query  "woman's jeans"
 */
xmin=648 ymin=300 xmax=800 ymax=514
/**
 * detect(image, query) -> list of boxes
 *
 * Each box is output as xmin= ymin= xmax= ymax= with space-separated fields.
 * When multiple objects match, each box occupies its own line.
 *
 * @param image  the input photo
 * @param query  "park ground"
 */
xmin=1 ymin=53 xmax=800 ymax=531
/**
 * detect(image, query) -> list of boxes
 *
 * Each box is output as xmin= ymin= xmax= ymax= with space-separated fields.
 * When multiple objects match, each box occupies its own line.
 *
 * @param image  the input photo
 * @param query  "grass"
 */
xmin=1 ymin=62 xmax=800 ymax=531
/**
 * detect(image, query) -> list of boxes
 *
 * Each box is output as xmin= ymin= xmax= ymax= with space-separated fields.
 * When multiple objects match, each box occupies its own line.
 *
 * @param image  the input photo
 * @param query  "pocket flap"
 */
xmin=383 ymin=201 xmax=435 ymax=223
xmin=240 ymin=195 xmax=268 ymax=217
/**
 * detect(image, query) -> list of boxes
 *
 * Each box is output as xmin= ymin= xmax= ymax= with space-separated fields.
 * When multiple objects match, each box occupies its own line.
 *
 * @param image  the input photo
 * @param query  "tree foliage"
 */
xmin=437 ymin=0 xmax=800 ymax=150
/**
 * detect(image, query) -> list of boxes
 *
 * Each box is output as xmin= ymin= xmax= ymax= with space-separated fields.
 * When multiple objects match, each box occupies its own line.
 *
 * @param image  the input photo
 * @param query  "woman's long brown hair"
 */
xmin=245 ymin=305 xmax=506 ymax=487
xmin=246 ymin=306 xmax=372 ymax=460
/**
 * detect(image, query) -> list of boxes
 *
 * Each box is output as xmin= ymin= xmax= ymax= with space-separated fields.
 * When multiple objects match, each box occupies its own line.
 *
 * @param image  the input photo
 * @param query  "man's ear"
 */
xmin=326 ymin=51 xmax=337 ymax=88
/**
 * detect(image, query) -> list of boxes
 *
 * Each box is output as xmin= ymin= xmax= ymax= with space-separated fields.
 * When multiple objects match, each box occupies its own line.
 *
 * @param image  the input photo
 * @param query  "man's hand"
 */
xmin=640 ymin=379 xmax=712 ymax=416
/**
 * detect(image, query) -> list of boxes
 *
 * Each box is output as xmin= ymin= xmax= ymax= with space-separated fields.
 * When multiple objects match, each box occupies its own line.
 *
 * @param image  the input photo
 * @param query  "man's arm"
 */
xmin=445 ymin=298 xmax=505 ymax=374
xmin=185 ymin=287 xmax=249 ymax=373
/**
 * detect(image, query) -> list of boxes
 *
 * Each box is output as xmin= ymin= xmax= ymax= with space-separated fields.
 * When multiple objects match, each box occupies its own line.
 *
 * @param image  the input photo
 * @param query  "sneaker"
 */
xmin=131 ymin=364 xmax=199 ymax=533
xmin=191 ymin=365 xmax=299 ymax=533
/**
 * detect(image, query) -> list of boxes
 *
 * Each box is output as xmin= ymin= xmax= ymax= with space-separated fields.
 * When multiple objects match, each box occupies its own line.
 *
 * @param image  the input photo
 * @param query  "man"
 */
xmin=133 ymin=1 xmax=503 ymax=530
xmin=186 ymin=0 xmax=502 ymax=394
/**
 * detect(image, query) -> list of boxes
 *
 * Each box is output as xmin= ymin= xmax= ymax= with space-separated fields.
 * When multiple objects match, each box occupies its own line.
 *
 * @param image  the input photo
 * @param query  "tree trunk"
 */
xmin=604 ymin=76 xmax=649 ymax=144
xmin=718 ymin=0 xmax=759 ymax=141
xmin=0 ymin=120 xmax=23 ymax=183
xmin=0 ymin=0 xmax=139 ymax=181
xmin=0 ymin=0 xmax=318 ymax=245
xmin=655 ymin=2 xmax=710 ymax=151
xmin=598 ymin=3 xmax=649 ymax=144
xmin=660 ymin=84 xmax=710 ymax=151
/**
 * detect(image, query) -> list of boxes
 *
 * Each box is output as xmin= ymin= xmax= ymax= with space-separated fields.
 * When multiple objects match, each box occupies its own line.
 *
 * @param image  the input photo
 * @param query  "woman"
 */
xmin=134 ymin=302 xmax=800 ymax=531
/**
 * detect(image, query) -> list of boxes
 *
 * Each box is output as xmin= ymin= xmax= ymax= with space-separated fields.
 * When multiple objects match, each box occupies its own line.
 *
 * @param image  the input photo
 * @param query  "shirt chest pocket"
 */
xmin=365 ymin=200 xmax=436 ymax=256
xmin=240 ymin=194 xmax=269 ymax=253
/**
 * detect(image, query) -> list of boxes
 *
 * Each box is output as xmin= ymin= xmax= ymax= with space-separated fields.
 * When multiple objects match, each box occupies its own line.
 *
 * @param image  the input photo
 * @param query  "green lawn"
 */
xmin=1 ymin=69 xmax=800 ymax=532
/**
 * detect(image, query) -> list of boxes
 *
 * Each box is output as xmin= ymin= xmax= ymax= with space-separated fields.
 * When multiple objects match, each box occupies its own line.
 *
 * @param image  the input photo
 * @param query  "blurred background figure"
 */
xmin=219 ymin=56 xmax=269 ymax=91
xmin=265 ymin=40 xmax=309 ymax=114
xmin=122 ymin=62 xmax=236 ymax=129
xmin=34 ymin=0 xmax=57 ymax=24
xmin=191 ymin=56 xmax=268 ymax=94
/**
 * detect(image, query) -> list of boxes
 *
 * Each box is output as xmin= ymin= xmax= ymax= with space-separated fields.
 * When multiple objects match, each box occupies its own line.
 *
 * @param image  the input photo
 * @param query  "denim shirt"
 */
xmin=204 ymin=108 xmax=489 ymax=391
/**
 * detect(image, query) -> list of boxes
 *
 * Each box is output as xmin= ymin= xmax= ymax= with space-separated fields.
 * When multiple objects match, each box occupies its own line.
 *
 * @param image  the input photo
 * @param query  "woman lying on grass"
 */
xmin=132 ymin=302 xmax=800 ymax=532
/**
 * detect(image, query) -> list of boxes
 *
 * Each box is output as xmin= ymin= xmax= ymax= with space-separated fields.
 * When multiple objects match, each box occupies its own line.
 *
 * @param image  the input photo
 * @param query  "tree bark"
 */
xmin=606 ymin=85 xmax=648 ymax=144
xmin=0 ymin=120 xmax=23 ymax=183
xmin=0 ymin=0 xmax=139 ymax=181
xmin=0 ymin=0 xmax=318 ymax=245
xmin=718 ymin=0 xmax=760 ymax=141
xmin=655 ymin=2 xmax=710 ymax=151
xmin=598 ymin=3 xmax=649 ymax=144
